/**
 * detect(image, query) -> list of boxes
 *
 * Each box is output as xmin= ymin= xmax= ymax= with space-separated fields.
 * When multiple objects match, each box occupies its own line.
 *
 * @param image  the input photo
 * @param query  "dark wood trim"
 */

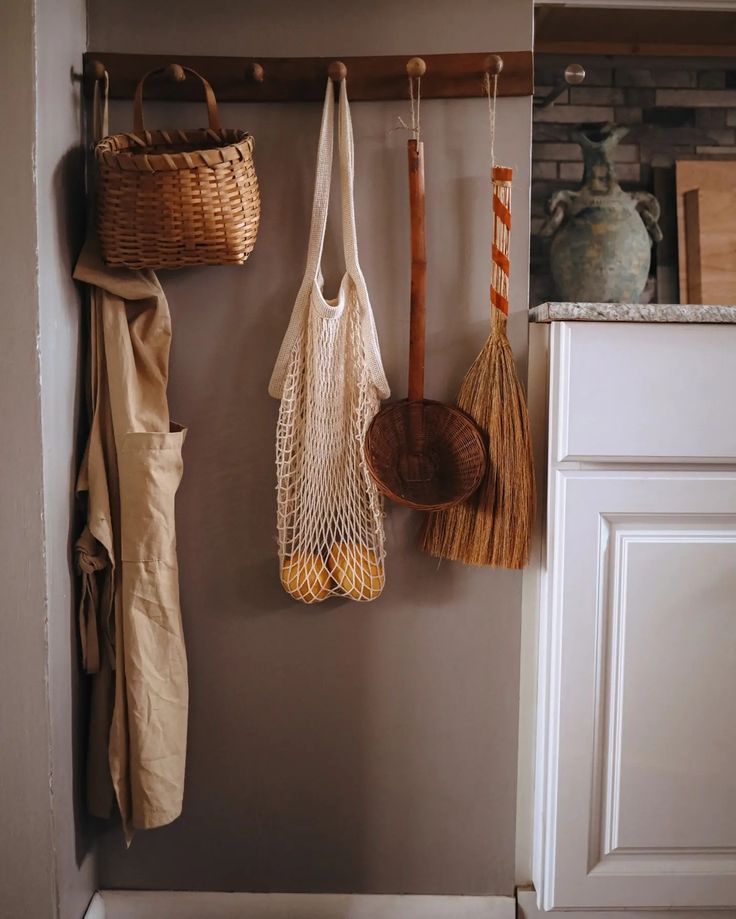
xmin=536 ymin=40 xmax=736 ymax=58
xmin=83 ymin=51 xmax=533 ymax=102
xmin=534 ymin=6 xmax=736 ymax=58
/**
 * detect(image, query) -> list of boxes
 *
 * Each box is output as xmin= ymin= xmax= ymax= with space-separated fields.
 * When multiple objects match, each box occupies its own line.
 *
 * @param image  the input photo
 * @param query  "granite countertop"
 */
xmin=529 ymin=302 xmax=736 ymax=323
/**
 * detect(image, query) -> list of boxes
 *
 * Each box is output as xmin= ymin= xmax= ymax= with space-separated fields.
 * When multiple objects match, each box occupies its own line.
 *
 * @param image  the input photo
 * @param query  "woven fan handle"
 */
xmin=408 ymin=139 xmax=426 ymax=402
xmin=133 ymin=65 xmax=222 ymax=134
xmin=491 ymin=165 xmax=512 ymax=317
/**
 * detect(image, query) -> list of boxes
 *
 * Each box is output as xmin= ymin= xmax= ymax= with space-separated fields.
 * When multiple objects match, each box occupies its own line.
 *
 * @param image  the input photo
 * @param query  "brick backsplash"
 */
xmin=531 ymin=55 xmax=736 ymax=306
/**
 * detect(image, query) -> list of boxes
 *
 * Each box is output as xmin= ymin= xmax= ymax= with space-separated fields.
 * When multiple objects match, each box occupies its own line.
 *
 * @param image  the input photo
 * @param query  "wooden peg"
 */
xmin=248 ymin=62 xmax=265 ymax=83
xmin=406 ymin=57 xmax=427 ymax=78
xmin=484 ymin=54 xmax=504 ymax=75
xmin=328 ymin=60 xmax=347 ymax=82
xmin=84 ymin=58 xmax=107 ymax=85
xmin=163 ymin=63 xmax=186 ymax=83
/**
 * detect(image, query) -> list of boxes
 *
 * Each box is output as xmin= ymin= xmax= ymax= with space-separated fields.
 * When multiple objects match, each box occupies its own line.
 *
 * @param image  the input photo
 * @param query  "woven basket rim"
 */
xmin=364 ymin=398 xmax=487 ymax=511
xmin=95 ymin=128 xmax=254 ymax=171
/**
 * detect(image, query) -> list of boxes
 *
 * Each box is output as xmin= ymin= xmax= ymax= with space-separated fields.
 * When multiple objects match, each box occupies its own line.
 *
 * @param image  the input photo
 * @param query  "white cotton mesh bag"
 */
xmin=269 ymin=78 xmax=390 ymax=604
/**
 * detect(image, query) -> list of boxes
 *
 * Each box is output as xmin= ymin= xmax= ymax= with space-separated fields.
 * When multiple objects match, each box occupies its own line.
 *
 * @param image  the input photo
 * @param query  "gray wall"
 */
xmin=36 ymin=0 xmax=97 ymax=917
xmin=0 ymin=0 xmax=58 ymax=914
xmin=0 ymin=1 xmax=93 ymax=918
xmin=89 ymin=0 xmax=533 ymax=895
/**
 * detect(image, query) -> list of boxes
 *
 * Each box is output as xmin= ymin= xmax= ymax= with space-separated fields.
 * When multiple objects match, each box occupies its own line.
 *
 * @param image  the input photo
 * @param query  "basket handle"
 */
xmin=133 ymin=65 xmax=222 ymax=134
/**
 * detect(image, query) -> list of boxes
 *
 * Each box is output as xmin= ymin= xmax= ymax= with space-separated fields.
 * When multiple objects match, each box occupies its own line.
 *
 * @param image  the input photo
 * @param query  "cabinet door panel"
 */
xmin=615 ymin=535 xmax=736 ymax=852
xmin=537 ymin=471 xmax=736 ymax=911
xmin=551 ymin=322 xmax=736 ymax=464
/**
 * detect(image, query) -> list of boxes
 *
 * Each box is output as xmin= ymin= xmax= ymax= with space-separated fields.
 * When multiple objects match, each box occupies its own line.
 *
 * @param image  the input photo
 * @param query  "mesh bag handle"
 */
xmin=133 ymin=65 xmax=222 ymax=133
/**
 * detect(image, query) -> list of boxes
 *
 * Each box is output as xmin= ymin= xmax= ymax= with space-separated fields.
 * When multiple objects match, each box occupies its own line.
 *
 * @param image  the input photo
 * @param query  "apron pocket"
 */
xmin=119 ymin=424 xmax=187 ymax=563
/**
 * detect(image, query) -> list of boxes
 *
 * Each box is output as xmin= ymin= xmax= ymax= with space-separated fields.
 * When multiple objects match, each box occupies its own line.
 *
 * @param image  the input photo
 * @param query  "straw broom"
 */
xmin=421 ymin=160 xmax=534 ymax=568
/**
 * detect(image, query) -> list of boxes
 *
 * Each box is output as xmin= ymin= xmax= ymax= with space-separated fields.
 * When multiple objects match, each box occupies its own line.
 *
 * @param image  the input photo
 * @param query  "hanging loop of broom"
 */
xmin=421 ymin=63 xmax=535 ymax=569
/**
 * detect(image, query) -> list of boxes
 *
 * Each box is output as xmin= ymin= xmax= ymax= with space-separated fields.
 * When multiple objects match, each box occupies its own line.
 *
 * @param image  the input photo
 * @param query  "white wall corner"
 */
xmin=83 ymin=892 xmax=106 ymax=919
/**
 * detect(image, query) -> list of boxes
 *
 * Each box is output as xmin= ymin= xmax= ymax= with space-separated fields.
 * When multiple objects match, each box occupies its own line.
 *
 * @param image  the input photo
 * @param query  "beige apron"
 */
xmin=74 ymin=234 xmax=188 ymax=844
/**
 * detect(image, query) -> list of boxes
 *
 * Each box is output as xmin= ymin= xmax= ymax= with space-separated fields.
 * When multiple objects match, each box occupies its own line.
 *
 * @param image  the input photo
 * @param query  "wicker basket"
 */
xmin=95 ymin=65 xmax=260 ymax=270
xmin=365 ymin=399 xmax=486 ymax=511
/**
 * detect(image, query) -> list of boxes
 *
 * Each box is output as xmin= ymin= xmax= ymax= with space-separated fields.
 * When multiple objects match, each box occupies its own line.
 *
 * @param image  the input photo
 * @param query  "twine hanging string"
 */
xmin=484 ymin=68 xmax=511 ymax=330
xmin=484 ymin=71 xmax=498 ymax=170
xmin=409 ymin=72 xmax=421 ymax=141
xmin=392 ymin=71 xmax=422 ymax=141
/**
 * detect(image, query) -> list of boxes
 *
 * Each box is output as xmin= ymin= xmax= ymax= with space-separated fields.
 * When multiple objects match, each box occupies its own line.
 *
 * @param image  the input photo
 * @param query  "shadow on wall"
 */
xmin=53 ymin=140 xmax=99 ymax=874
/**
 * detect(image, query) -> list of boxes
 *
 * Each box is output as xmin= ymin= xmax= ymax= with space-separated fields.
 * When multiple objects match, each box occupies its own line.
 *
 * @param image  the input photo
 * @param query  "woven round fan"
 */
xmin=365 ymin=137 xmax=486 ymax=512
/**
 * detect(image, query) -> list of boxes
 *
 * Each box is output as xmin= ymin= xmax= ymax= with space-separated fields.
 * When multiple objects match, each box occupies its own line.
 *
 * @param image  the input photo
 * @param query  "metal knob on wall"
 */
xmin=534 ymin=62 xmax=586 ymax=109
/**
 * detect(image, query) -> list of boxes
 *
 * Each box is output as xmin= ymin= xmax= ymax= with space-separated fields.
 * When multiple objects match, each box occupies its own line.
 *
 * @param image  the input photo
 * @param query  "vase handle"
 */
xmin=539 ymin=189 xmax=578 ymax=238
xmin=632 ymin=191 xmax=663 ymax=244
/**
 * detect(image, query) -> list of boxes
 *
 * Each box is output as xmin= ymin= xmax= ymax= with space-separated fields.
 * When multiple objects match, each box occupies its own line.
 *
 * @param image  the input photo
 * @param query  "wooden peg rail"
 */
xmin=82 ymin=51 xmax=533 ymax=102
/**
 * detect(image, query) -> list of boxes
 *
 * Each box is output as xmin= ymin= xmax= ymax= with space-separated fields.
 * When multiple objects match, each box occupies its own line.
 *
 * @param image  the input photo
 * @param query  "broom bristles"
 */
xmin=421 ymin=311 xmax=535 ymax=569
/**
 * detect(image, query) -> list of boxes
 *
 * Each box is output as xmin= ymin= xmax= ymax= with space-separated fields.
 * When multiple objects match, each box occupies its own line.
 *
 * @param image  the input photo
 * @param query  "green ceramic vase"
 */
xmin=541 ymin=123 xmax=662 ymax=303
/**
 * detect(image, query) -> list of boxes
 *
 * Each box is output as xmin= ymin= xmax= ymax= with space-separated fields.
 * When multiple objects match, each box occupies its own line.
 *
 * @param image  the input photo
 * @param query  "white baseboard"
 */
xmin=87 ymin=886 xmax=736 ymax=919
xmin=517 ymin=888 xmax=736 ymax=918
xmin=90 ymin=891 xmax=515 ymax=919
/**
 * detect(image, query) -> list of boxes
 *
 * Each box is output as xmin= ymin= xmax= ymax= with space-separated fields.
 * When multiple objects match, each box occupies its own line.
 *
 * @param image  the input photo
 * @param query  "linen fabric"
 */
xmin=74 ymin=235 xmax=188 ymax=844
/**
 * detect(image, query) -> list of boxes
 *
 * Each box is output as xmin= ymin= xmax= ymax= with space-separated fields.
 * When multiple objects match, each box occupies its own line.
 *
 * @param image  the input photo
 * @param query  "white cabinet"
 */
xmin=551 ymin=322 xmax=736 ymax=464
xmin=531 ymin=321 xmax=736 ymax=914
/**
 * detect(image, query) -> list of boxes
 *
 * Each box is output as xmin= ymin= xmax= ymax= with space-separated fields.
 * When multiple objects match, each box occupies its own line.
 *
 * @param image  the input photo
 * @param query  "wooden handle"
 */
xmin=133 ymin=64 xmax=222 ymax=133
xmin=408 ymin=139 xmax=426 ymax=402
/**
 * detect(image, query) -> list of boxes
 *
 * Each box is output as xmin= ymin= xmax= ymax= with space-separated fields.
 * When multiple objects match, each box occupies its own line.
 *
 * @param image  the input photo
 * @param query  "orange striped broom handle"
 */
xmin=491 ymin=165 xmax=512 ymax=317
